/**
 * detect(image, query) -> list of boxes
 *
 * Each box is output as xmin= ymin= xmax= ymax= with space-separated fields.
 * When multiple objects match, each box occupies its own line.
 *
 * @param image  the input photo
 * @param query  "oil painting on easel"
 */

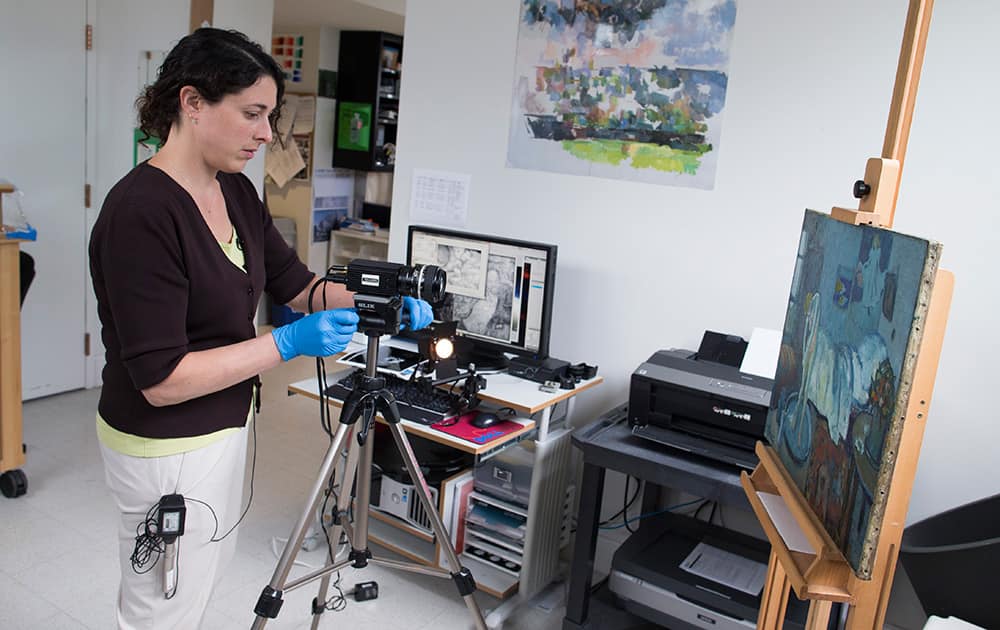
xmin=506 ymin=0 xmax=737 ymax=189
xmin=765 ymin=210 xmax=941 ymax=578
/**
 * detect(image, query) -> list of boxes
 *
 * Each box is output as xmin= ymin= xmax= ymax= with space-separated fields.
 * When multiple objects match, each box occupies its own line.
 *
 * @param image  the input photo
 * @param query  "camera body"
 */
xmin=326 ymin=259 xmax=446 ymax=336
xmin=337 ymin=259 xmax=424 ymax=297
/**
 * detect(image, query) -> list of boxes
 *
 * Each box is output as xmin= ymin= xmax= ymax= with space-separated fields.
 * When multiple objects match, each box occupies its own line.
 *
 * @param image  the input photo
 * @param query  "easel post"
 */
xmin=831 ymin=0 xmax=935 ymax=230
xmin=844 ymin=270 xmax=953 ymax=628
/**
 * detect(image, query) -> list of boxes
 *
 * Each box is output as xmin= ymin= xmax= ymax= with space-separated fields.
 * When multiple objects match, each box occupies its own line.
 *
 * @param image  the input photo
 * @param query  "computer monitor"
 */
xmin=406 ymin=225 xmax=557 ymax=368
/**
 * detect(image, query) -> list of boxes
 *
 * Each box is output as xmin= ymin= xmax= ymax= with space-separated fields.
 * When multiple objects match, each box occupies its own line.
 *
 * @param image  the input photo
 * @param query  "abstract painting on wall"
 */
xmin=765 ymin=210 xmax=941 ymax=578
xmin=507 ymin=0 xmax=737 ymax=189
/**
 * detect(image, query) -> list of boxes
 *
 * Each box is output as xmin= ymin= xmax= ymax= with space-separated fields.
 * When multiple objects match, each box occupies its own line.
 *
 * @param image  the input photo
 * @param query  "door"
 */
xmin=0 ymin=1 xmax=88 ymax=399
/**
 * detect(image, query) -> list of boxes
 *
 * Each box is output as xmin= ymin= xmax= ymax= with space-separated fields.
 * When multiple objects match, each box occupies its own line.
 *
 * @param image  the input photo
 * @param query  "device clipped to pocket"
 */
xmin=158 ymin=494 xmax=186 ymax=542
xmin=158 ymin=494 xmax=186 ymax=597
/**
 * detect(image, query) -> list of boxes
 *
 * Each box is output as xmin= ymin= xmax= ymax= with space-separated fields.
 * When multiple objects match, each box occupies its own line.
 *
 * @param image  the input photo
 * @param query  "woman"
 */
xmin=89 ymin=28 xmax=431 ymax=628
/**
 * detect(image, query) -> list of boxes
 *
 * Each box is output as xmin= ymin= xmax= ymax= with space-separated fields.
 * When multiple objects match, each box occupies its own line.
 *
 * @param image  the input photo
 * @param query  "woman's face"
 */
xmin=196 ymin=75 xmax=277 ymax=173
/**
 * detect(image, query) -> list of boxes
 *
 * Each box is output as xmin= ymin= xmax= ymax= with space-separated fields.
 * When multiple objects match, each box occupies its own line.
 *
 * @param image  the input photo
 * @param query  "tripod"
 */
xmin=251 ymin=333 xmax=487 ymax=629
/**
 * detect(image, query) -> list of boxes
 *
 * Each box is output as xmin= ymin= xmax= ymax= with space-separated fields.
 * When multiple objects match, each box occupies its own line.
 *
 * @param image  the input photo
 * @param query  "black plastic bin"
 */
xmin=899 ymin=493 xmax=1000 ymax=629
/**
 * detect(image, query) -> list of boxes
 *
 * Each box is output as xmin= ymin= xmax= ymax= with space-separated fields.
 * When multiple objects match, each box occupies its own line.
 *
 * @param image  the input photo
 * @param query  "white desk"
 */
xmin=286 ymin=357 xmax=603 ymax=610
xmin=288 ymin=366 xmax=602 ymax=458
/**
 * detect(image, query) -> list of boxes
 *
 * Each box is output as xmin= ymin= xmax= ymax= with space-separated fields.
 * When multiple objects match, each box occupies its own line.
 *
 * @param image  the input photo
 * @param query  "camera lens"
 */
xmin=398 ymin=264 xmax=446 ymax=303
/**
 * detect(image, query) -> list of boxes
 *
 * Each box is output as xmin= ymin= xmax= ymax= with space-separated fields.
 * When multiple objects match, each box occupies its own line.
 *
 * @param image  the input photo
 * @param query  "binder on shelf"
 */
xmin=437 ymin=469 xmax=475 ymax=569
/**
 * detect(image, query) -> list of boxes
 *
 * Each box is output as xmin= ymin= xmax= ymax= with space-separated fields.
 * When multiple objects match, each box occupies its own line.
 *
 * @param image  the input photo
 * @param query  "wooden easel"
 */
xmin=741 ymin=1 xmax=955 ymax=628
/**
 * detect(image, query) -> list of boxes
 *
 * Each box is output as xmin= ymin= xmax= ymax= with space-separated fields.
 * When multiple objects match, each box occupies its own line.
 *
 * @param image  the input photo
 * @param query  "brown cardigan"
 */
xmin=89 ymin=163 xmax=313 ymax=439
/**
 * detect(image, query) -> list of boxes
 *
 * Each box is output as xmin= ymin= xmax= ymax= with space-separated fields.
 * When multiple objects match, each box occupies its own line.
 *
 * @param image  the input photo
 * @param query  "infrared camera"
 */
xmin=325 ymin=260 xmax=446 ymax=336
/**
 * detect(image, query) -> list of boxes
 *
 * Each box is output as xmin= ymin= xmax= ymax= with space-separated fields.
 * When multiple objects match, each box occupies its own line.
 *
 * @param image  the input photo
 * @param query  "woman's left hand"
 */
xmin=401 ymin=297 xmax=434 ymax=331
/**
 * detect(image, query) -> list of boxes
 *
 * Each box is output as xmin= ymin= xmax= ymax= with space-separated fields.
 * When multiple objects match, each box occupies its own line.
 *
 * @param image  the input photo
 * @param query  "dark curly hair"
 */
xmin=136 ymin=28 xmax=285 ymax=144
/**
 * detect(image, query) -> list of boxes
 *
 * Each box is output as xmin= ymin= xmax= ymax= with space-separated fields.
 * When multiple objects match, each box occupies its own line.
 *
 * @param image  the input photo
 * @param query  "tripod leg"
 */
xmin=252 ymin=421 xmax=352 ymax=628
xmin=386 ymin=423 xmax=488 ymax=630
xmin=348 ymin=424 xmax=376 ymax=567
xmin=309 ymin=426 xmax=363 ymax=629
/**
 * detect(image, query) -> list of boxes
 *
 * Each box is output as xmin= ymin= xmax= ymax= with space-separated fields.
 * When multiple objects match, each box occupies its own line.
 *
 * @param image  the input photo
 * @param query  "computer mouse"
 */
xmin=469 ymin=412 xmax=500 ymax=429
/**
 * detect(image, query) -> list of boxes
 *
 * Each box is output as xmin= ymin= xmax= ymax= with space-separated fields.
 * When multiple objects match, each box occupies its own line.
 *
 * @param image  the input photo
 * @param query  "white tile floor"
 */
xmin=0 ymin=355 xmax=929 ymax=630
xmin=0 ymin=357 xmax=564 ymax=630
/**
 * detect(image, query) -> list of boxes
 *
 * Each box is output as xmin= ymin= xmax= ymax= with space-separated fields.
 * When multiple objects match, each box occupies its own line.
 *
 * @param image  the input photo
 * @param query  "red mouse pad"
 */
xmin=431 ymin=412 xmax=523 ymax=445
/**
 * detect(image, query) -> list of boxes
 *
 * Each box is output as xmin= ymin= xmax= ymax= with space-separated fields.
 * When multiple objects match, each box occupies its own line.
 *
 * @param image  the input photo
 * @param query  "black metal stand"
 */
xmin=251 ymin=334 xmax=486 ymax=630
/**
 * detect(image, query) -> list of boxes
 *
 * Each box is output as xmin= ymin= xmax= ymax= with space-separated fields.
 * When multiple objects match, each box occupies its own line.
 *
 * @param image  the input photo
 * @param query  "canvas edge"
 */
xmin=855 ymin=237 xmax=943 ymax=579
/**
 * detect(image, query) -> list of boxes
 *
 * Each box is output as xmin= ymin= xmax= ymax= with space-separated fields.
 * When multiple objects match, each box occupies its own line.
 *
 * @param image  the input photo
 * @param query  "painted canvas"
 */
xmin=506 ymin=0 xmax=737 ymax=189
xmin=765 ymin=210 xmax=941 ymax=578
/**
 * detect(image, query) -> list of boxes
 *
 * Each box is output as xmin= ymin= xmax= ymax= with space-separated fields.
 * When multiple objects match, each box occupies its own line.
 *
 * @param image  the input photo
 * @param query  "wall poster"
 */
xmin=507 ymin=0 xmax=737 ymax=189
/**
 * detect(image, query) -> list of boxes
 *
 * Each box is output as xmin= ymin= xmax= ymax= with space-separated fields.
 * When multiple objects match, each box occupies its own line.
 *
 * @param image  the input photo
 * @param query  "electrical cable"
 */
xmin=623 ymin=476 xmax=638 ymax=533
xmin=599 ymin=498 xmax=703 ymax=531
xmin=309 ymin=273 xmax=338 ymax=439
xmin=598 ymin=476 xmax=641 ymax=527
xmin=183 ymin=410 xmax=259 ymax=543
xmin=319 ymin=469 xmax=352 ymax=612
xmin=568 ymin=474 xmax=643 ymax=534
xmin=131 ymin=411 xmax=257 ymax=583
xmin=130 ymin=274 xmax=327 ymax=590
xmin=301 ymin=270 xmax=355 ymax=612
xmin=694 ymin=498 xmax=712 ymax=521
xmin=323 ymin=572 xmax=349 ymax=612
xmin=130 ymin=502 xmax=167 ymax=574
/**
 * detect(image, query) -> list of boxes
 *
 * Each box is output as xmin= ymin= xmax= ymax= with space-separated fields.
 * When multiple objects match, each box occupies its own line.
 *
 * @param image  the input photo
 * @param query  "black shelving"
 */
xmin=333 ymin=31 xmax=402 ymax=172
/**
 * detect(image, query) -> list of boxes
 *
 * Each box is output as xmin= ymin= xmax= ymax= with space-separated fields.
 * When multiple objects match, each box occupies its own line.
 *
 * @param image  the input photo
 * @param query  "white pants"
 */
xmin=100 ymin=427 xmax=249 ymax=629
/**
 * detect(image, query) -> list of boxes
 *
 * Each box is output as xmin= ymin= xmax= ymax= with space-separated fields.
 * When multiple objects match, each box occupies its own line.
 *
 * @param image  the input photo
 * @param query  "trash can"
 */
xmin=899 ymin=493 xmax=1000 ymax=629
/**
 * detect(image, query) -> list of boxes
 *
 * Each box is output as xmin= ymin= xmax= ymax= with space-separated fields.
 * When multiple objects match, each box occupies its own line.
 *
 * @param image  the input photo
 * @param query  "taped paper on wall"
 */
xmin=409 ymin=169 xmax=470 ymax=228
xmin=266 ymin=135 xmax=306 ymax=188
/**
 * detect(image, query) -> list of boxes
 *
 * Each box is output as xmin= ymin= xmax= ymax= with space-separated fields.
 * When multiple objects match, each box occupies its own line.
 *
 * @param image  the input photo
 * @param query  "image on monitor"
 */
xmin=407 ymin=226 xmax=557 ymax=364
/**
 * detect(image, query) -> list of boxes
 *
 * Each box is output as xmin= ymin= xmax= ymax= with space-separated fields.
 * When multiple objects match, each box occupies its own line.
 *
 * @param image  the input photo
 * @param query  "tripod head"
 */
xmin=325 ymin=259 xmax=446 ymax=336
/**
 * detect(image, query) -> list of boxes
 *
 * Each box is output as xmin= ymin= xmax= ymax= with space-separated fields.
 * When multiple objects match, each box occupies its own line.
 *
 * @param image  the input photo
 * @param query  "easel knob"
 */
xmin=853 ymin=180 xmax=871 ymax=199
xmin=832 ymin=157 xmax=899 ymax=227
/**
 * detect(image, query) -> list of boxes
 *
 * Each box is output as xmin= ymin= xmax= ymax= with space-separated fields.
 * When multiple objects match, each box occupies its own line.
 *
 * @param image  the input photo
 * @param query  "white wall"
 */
xmin=319 ymin=25 xmax=341 ymax=71
xmin=87 ymin=1 xmax=191 ymax=386
xmin=214 ymin=0 xmax=276 ymax=194
xmin=391 ymin=0 xmax=1000 ymax=523
xmin=92 ymin=0 xmax=273 ymax=205
xmin=87 ymin=1 xmax=275 ymax=380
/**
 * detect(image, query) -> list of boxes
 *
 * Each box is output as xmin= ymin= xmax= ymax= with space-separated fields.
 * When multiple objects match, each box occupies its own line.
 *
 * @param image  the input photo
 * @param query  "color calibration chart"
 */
xmin=272 ymin=34 xmax=304 ymax=84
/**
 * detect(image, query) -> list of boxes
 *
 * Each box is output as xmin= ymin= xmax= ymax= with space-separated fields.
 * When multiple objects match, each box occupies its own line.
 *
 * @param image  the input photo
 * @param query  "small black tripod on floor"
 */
xmin=251 ymin=262 xmax=485 ymax=630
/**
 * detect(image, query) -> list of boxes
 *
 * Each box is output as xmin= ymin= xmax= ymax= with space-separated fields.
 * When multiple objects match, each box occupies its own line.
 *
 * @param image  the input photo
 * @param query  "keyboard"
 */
xmin=324 ymin=370 xmax=458 ymax=426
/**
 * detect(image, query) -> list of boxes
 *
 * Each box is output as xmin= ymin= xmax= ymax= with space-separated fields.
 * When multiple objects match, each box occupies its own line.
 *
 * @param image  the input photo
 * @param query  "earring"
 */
xmin=189 ymin=115 xmax=198 ymax=125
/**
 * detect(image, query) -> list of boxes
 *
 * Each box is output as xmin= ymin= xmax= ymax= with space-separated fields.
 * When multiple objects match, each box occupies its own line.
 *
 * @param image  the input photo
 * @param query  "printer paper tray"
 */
xmin=610 ymin=569 xmax=755 ymax=630
xmin=631 ymin=424 xmax=758 ymax=470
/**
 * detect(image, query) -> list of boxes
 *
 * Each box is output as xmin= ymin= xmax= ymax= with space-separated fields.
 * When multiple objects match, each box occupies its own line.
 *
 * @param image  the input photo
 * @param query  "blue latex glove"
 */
xmin=271 ymin=308 xmax=359 ymax=361
xmin=400 ymin=297 xmax=434 ymax=331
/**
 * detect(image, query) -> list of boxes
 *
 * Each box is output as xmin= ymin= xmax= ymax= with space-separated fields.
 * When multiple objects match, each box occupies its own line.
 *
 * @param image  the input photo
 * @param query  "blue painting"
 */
xmin=765 ymin=210 xmax=941 ymax=578
xmin=507 ymin=0 xmax=737 ymax=189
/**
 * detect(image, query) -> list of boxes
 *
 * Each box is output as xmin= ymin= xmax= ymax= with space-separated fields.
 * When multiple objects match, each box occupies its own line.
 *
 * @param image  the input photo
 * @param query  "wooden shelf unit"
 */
xmin=0 ymin=181 xmax=27 ymax=495
xmin=327 ymin=227 xmax=389 ymax=268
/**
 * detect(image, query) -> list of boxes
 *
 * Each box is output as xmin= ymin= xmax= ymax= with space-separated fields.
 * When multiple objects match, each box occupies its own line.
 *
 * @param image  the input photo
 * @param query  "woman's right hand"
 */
xmin=271 ymin=308 xmax=360 ymax=361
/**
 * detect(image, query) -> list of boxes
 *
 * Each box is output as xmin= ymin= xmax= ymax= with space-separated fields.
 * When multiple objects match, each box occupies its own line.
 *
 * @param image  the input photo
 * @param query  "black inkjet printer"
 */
xmin=628 ymin=331 xmax=774 ymax=470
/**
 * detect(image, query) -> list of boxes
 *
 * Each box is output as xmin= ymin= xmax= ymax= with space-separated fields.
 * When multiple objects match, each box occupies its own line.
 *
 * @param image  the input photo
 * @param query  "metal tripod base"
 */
xmin=251 ymin=338 xmax=486 ymax=630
